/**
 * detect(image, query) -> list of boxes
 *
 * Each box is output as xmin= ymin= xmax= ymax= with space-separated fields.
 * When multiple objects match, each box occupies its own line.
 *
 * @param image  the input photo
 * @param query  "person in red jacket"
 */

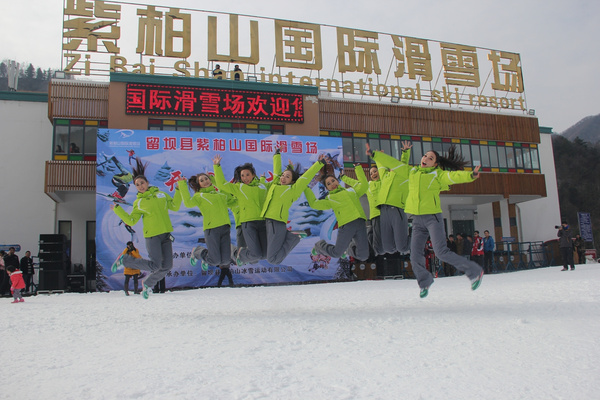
xmin=471 ymin=230 xmax=484 ymax=267
xmin=7 ymin=266 xmax=25 ymax=303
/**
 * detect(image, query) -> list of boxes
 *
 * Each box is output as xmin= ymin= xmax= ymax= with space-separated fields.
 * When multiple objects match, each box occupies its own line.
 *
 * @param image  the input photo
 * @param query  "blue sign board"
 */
xmin=577 ymin=212 xmax=594 ymax=242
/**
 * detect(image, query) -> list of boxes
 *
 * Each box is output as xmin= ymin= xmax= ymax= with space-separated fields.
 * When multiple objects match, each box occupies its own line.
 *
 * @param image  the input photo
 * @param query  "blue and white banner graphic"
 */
xmin=96 ymin=129 xmax=348 ymax=290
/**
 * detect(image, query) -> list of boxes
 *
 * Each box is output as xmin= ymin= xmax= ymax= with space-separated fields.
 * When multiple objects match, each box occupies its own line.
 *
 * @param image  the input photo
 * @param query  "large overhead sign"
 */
xmin=63 ymin=1 xmax=526 ymax=112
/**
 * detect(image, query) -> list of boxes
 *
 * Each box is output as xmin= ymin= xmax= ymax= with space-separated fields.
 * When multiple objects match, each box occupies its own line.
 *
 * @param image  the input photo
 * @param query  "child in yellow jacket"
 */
xmin=121 ymin=242 xmax=142 ymax=295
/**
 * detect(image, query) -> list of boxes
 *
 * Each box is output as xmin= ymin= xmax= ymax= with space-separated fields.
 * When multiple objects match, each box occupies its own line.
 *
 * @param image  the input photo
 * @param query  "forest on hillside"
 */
xmin=551 ymin=134 xmax=600 ymax=251
xmin=0 ymin=60 xmax=54 ymax=92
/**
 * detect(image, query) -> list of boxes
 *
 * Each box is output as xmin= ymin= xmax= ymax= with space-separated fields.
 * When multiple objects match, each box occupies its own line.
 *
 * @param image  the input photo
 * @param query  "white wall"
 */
xmin=0 ymin=99 xmax=56 ymax=258
xmin=55 ymin=193 xmax=96 ymax=266
xmin=517 ymin=132 xmax=562 ymax=243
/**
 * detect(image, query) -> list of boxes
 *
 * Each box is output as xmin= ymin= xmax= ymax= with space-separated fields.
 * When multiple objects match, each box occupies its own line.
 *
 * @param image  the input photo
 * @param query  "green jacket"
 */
xmin=178 ymin=180 xmax=233 ymax=231
xmin=261 ymin=159 xmax=324 ymax=223
xmin=404 ymin=166 xmax=476 ymax=215
xmin=341 ymin=175 xmax=381 ymax=219
xmin=213 ymin=155 xmax=281 ymax=224
xmin=371 ymin=149 xmax=411 ymax=209
xmin=113 ymin=186 xmax=182 ymax=238
xmin=304 ymin=165 xmax=367 ymax=227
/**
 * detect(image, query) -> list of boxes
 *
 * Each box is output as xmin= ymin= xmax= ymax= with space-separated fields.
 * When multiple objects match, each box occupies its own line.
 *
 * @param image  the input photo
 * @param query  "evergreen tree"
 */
xmin=26 ymin=63 xmax=35 ymax=79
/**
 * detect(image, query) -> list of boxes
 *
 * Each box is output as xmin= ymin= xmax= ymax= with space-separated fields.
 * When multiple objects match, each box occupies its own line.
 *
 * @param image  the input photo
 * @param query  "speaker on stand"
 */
xmin=38 ymin=234 xmax=68 ymax=292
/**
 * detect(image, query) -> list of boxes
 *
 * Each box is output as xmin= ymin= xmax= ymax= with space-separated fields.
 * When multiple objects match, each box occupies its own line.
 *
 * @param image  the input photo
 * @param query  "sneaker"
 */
xmin=471 ymin=269 xmax=484 ymax=291
xmin=19 ymin=298 xmax=24 ymax=302
xmin=141 ymin=284 xmax=152 ymax=299
xmin=561 ymin=267 xmax=568 ymax=271
xmin=571 ymin=267 xmax=575 ymax=271
xmin=234 ymin=248 xmax=244 ymax=266
xmin=11 ymin=300 xmax=19 ymax=304
xmin=420 ymin=287 xmax=429 ymax=298
xmin=111 ymin=254 xmax=124 ymax=273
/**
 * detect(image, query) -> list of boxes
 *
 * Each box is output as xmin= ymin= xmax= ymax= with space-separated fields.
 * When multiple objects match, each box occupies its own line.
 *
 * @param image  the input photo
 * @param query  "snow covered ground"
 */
xmin=2 ymin=264 xmax=599 ymax=400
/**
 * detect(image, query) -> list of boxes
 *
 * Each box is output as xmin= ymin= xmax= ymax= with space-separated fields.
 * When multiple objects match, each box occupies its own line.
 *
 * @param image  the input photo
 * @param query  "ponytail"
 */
xmin=433 ymin=145 xmax=467 ymax=171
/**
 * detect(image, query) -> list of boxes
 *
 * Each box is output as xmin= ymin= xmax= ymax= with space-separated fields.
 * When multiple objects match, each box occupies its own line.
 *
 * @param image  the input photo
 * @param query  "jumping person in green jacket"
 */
xmin=405 ymin=145 xmax=484 ymax=298
xmin=366 ymin=141 xmax=412 ymax=255
xmin=111 ymin=158 xmax=182 ymax=299
xmin=341 ymin=164 xmax=384 ymax=257
xmin=178 ymin=172 xmax=236 ymax=286
xmin=213 ymin=152 xmax=281 ymax=265
xmin=304 ymin=164 xmax=369 ymax=262
xmin=261 ymin=153 xmax=326 ymax=265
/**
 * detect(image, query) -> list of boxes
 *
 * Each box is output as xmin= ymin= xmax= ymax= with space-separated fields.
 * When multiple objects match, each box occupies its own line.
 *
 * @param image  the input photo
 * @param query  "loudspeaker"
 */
xmin=39 ymin=270 xmax=66 ymax=291
xmin=39 ymin=235 xmax=68 ymax=262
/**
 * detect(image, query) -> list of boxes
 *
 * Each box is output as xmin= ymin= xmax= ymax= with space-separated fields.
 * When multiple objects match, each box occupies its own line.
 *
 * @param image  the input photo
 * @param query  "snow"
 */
xmin=3 ymin=264 xmax=599 ymax=400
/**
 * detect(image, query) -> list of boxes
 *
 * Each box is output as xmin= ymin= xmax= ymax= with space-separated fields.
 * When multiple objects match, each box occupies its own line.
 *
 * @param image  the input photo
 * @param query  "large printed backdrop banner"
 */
xmin=96 ymin=129 xmax=346 ymax=290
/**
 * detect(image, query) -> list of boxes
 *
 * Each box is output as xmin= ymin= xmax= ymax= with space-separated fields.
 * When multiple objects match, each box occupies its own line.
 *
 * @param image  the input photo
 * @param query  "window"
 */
xmin=531 ymin=148 xmax=540 ymax=169
xmin=497 ymin=146 xmax=507 ymax=168
xmin=489 ymin=146 xmax=498 ymax=168
xmin=471 ymin=145 xmax=481 ymax=166
xmin=342 ymin=137 xmax=353 ymax=162
xmin=514 ymin=147 xmax=523 ymax=168
xmin=480 ymin=145 xmax=490 ymax=167
xmin=410 ymin=141 xmax=422 ymax=165
xmin=53 ymin=120 xmax=104 ymax=161
xmin=460 ymin=144 xmax=471 ymax=165
xmin=522 ymin=147 xmax=532 ymax=169
xmin=506 ymin=147 xmax=515 ymax=168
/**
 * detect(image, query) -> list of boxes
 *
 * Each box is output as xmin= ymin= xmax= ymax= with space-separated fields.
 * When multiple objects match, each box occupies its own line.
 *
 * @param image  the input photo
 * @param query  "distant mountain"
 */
xmin=561 ymin=114 xmax=600 ymax=144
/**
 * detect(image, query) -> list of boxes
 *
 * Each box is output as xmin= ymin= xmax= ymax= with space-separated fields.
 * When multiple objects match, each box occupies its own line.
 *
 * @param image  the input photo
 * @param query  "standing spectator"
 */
xmin=4 ymin=247 xmax=19 ymax=269
xmin=212 ymin=64 xmax=223 ymax=79
xmin=444 ymin=235 xmax=457 ymax=277
xmin=463 ymin=235 xmax=473 ymax=260
xmin=233 ymin=65 xmax=243 ymax=81
xmin=20 ymin=251 xmax=35 ymax=293
xmin=483 ymin=230 xmax=495 ymax=274
xmin=70 ymin=142 xmax=81 ymax=153
xmin=455 ymin=234 xmax=464 ymax=256
xmin=573 ymin=234 xmax=586 ymax=264
xmin=7 ymin=266 xmax=25 ymax=303
xmin=557 ymin=220 xmax=575 ymax=271
xmin=471 ymin=231 xmax=484 ymax=267
xmin=0 ymin=250 xmax=8 ymax=297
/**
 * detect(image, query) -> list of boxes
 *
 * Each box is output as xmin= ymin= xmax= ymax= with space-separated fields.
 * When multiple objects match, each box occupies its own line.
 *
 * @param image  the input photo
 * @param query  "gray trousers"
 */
xmin=238 ymin=220 xmax=267 ymax=264
xmin=368 ymin=216 xmax=383 ymax=256
xmin=315 ymin=218 xmax=369 ymax=261
xmin=193 ymin=225 xmax=231 ymax=267
xmin=266 ymin=219 xmax=301 ymax=265
xmin=12 ymin=288 xmax=22 ymax=300
xmin=123 ymin=232 xmax=173 ymax=288
xmin=410 ymin=214 xmax=483 ymax=289
xmin=235 ymin=225 xmax=246 ymax=248
xmin=380 ymin=205 xmax=410 ymax=254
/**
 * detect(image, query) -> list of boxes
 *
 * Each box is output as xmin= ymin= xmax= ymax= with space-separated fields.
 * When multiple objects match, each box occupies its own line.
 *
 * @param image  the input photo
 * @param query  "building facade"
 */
xmin=0 ymin=72 xmax=561 ymax=287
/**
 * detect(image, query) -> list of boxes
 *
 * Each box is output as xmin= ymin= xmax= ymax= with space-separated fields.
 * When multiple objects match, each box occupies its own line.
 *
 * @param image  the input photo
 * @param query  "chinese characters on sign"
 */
xmin=126 ymin=83 xmax=304 ymax=122
xmin=63 ymin=0 xmax=526 ymax=111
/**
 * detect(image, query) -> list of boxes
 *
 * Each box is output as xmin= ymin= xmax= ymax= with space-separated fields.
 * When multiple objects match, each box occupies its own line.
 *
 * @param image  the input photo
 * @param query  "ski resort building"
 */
xmin=0 ymin=73 xmax=561 ymax=290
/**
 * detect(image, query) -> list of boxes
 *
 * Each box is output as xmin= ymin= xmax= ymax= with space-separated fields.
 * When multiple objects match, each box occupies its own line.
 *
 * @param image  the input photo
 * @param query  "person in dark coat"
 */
xmin=444 ymin=235 xmax=457 ymax=276
xmin=3 ymin=247 xmax=19 ymax=268
xmin=573 ymin=234 xmax=586 ymax=264
xmin=20 ymin=251 xmax=35 ymax=293
xmin=558 ymin=220 xmax=575 ymax=271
